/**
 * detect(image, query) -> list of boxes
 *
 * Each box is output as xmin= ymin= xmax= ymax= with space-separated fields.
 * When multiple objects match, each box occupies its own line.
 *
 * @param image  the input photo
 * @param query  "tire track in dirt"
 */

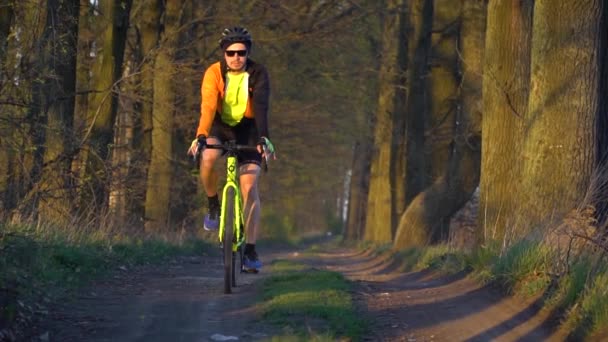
xmin=303 ymin=248 xmax=569 ymax=342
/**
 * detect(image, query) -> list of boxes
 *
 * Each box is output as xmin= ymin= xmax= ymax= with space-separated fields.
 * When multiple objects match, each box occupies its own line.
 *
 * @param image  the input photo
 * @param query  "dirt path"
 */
xmin=30 ymin=248 xmax=284 ymax=342
xmin=306 ymin=248 xmax=569 ymax=342
xmin=28 ymin=242 xmax=570 ymax=342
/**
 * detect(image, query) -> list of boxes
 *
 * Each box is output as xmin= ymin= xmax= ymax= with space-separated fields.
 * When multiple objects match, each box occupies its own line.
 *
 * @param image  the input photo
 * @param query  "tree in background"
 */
xmin=0 ymin=0 xmax=15 ymax=216
xmin=516 ymin=0 xmax=607 ymax=234
xmin=364 ymin=0 xmax=408 ymax=243
xmin=393 ymin=0 xmax=484 ymax=248
xmin=143 ymin=0 xmax=181 ymax=233
xmin=34 ymin=0 xmax=80 ymax=224
xmin=390 ymin=0 xmax=434 ymax=247
xmin=0 ymin=0 xmax=49 ymax=221
xmin=0 ymin=0 xmax=377 ymax=236
xmin=0 ymin=0 xmax=13 ymax=71
xmin=478 ymin=0 xmax=533 ymax=243
xmin=77 ymin=0 xmax=132 ymax=219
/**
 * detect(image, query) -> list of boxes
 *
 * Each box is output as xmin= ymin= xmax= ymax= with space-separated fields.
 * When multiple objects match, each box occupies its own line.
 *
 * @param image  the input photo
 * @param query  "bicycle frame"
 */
xmin=218 ymin=153 xmax=245 ymax=252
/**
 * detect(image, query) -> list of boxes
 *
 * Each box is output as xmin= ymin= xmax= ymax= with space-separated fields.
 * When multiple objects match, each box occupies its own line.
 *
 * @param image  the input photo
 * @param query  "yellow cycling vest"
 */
xmin=221 ymin=72 xmax=249 ymax=126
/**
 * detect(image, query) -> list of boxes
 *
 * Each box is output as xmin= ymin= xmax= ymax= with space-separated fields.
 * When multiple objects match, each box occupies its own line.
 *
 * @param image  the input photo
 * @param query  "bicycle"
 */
xmin=197 ymin=140 xmax=266 ymax=294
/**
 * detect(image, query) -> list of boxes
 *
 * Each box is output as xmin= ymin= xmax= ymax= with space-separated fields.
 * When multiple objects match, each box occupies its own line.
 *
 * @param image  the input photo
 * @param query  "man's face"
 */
xmin=224 ymin=42 xmax=248 ymax=71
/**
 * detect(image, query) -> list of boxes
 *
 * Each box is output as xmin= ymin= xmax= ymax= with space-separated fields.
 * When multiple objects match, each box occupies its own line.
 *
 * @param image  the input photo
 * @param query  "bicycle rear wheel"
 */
xmin=222 ymin=187 xmax=236 ymax=294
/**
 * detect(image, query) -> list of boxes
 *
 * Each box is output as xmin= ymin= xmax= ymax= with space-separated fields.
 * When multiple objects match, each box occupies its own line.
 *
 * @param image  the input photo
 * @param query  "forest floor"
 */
xmin=24 ymin=237 xmax=570 ymax=342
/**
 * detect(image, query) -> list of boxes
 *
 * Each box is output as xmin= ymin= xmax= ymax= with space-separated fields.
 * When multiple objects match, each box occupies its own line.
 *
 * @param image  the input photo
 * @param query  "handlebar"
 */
xmin=196 ymin=140 xmax=268 ymax=172
xmin=205 ymin=142 xmax=259 ymax=153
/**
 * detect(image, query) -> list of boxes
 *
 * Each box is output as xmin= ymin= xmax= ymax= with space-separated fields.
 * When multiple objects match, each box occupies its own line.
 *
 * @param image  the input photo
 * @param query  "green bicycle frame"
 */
xmin=218 ymin=154 xmax=245 ymax=252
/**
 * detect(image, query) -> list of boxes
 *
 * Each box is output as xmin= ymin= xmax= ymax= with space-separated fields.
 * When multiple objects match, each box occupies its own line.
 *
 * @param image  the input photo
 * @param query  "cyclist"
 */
xmin=188 ymin=26 xmax=275 ymax=272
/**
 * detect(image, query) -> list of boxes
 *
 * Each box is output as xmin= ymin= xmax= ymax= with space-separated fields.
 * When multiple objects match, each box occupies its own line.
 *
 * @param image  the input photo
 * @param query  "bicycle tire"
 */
xmin=223 ymin=187 xmax=236 ymax=294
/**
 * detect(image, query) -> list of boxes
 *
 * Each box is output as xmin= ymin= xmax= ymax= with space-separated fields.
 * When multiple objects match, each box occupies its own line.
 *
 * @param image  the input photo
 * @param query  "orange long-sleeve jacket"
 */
xmin=196 ymin=59 xmax=270 ymax=139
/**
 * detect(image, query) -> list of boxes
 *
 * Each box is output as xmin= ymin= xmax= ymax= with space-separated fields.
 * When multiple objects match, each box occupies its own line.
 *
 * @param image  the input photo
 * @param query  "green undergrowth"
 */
xmin=359 ymin=238 xmax=608 ymax=340
xmin=0 ymin=222 xmax=209 ymax=335
xmin=260 ymin=259 xmax=367 ymax=341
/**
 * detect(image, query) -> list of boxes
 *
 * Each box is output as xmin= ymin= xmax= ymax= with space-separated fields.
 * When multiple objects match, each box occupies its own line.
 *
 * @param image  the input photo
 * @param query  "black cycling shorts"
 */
xmin=209 ymin=116 xmax=262 ymax=166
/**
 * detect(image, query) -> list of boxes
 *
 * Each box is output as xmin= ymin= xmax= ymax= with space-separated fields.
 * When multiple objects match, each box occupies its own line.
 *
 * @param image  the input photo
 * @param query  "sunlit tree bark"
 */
xmin=478 ymin=0 xmax=533 ymax=243
xmin=35 ymin=0 xmax=80 ymax=223
xmin=8 ymin=0 xmax=60 ymax=220
xmin=517 ymin=0 xmax=605 ymax=232
xmin=0 ymin=1 xmax=46 ymax=219
xmin=144 ymin=0 xmax=181 ymax=232
xmin=364 ymin=0 xmax=407 ymax=243
xmin=79 ymin=0 xmax=132 ymax=218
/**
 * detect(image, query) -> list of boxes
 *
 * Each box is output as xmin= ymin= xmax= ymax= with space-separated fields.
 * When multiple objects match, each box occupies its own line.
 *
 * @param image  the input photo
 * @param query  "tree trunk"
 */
xmin=79 ymin=0 xmax=132 ymax=219
xmin=389 ymin=0 xmax=434 ymax=247
xmin=448 ymin=0 xmax=486 ymax=247
xmin=393 ymin=0 xmax=468 ymax=248
xmin=344 ymin=142 xmax=372 ymax=241
xmin=0 ymin=0 xmax=13 ymax=70
xmin=517 ymin=0 xmax=605 ymax=231
xmin=0 ymin=0 xmax=14 ymax=215
xmin=108 ymin=58 xmax=136 ymax=228
xmin=402 ymin=0 xmax=434 ymax=205
xmin=426 ymin=0 xmax=460 ymax=181
xmin=478 ymin=0 xmax=533 ymax=243
xmin=596 ymin=3 xmax=608 ymax=224
xmin=138 ymin=0 xmax=161 ymax=159
xmin=73 ymin=0 xmax=94 ymax=144
xmin=364 ymin=0 xmax=407 ymax=243
xmin=35 ymin=0 xmax=80 ymax=224
xmin=10 ymin=0 xmax=52 ymax=220
xmin=144 ymin=0 xmax=180 ymax=233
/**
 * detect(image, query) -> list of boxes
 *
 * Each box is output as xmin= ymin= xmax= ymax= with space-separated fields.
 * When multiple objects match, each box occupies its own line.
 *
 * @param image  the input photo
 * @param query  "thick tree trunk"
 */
xmin=391 ymin=0 xmax=434 ymax=247
xmin=138 ymin=0 xmax=161 ymax=159
xmin=34 ymin=0 xmax=80 ymax=224
xmin=517 ymin=0 xmax=605 ymax=231
xmin=394 ymin=0 xmax=474 ymax=248
xmin=11 ymin=0 xmax=48 ymax=220
xmin=79 ymin=0 xmax=132 ymax=218
xmin=449 ymin=0 xmax=486 ymax=247
xmin=364 ymin=0 xmax=407 ymax=243
xmin=596 ymin=3 xmax=608 ymax=224
xmin=401 ymin=0 xmax=433 ymax=207
xmin=144 ymin=0 xmax=180 ymax=233
xmin=478 ymin=0 xmax=533 ymax=243
xmin=427 ymin=0 xmax=460 ymax=181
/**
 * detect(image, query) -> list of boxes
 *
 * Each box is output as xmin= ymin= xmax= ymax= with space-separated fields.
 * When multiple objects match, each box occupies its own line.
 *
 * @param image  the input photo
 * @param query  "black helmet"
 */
xmin=219 ymin=27 xmax=252 ymax=50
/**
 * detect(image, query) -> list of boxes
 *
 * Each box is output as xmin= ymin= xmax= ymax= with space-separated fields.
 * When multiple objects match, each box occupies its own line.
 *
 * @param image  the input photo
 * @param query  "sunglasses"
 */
xmin=225 ymin=50 xmax=247 ymax=57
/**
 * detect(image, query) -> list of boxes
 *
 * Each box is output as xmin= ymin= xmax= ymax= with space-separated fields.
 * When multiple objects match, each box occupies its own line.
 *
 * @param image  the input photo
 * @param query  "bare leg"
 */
xmin=200 ymin=137 xmax=222 ymax=196
xmin=240 ymin=163 xmax=261 ymax=244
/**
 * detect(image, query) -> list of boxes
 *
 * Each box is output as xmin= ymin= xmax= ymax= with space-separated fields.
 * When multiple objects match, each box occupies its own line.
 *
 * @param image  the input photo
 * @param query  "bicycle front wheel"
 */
xmin=222 ymin=187 xmax=236 ymax=294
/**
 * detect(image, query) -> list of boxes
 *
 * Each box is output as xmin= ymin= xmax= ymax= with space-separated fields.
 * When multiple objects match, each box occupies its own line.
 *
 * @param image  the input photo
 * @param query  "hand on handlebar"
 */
xmin=187 ymin=135 xmax=207 ymax=162
xmin=258 ymin=136 xmax=276 ymax=162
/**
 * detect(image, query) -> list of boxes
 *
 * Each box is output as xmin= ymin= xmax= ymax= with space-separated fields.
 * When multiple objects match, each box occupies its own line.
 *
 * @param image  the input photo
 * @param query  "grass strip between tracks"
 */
xmin=259 ymin=259 xmax=367 ymax=341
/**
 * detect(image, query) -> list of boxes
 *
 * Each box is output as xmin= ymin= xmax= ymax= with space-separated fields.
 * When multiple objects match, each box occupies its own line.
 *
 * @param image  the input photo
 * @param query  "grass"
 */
xmin=0 ymin=222 xmax=210 ymax=336
xmin=491 ymin=239 xmax=552 ymax=295
xmin=259 ymin=259 xmax=367 ymax=341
